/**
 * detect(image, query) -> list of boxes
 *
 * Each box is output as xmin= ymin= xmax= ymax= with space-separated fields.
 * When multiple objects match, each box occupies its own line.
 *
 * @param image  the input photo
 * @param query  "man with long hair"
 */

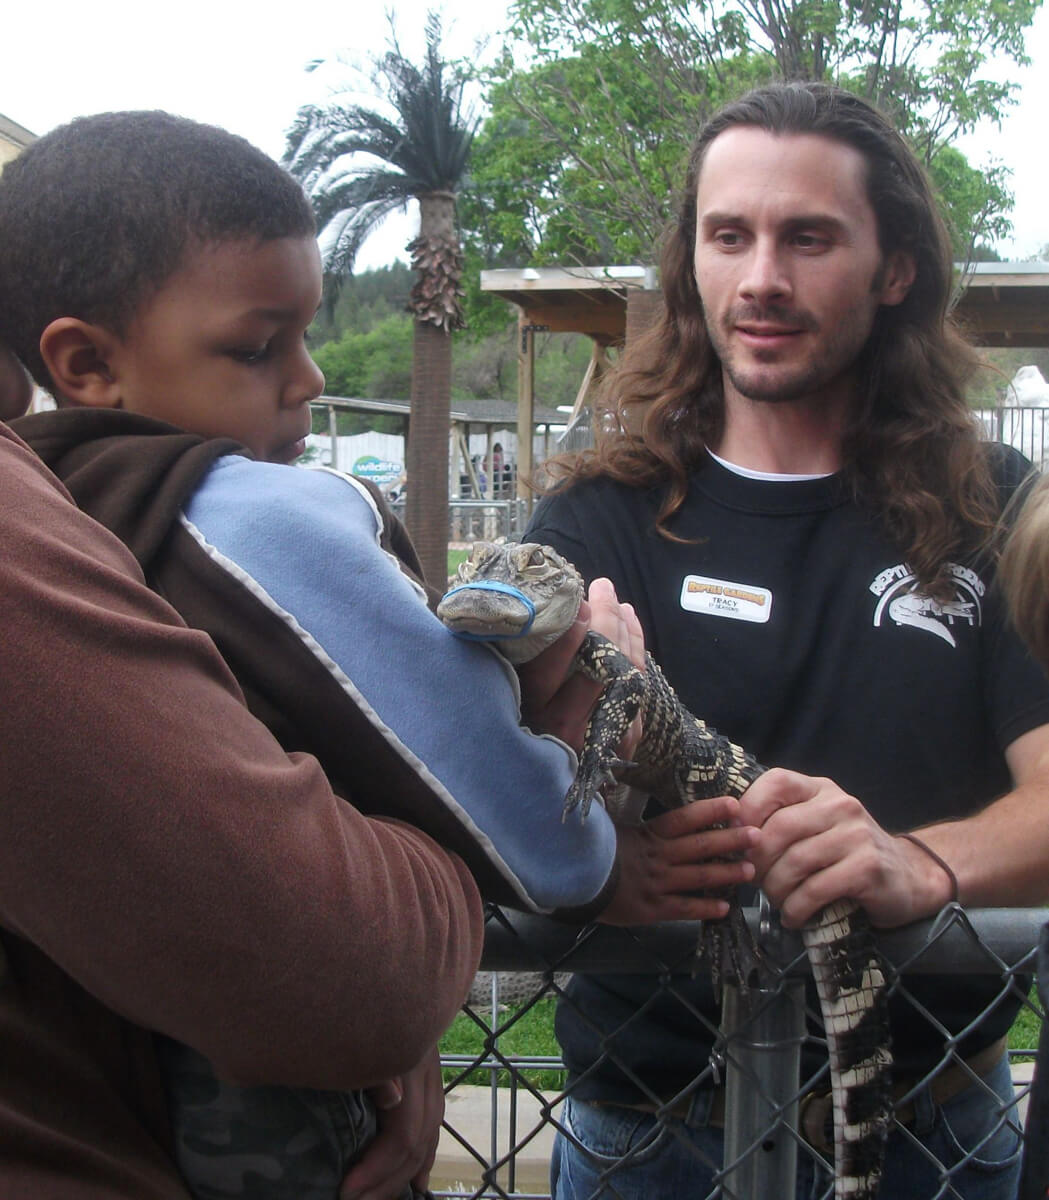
xmin=528 ymin=81 xmax=1049 ymax=1199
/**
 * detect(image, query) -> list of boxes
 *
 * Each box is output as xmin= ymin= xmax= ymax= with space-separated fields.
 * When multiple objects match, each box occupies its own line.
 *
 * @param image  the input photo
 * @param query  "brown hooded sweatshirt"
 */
xmin=0 ymin=423 xmax=482 ymax=1197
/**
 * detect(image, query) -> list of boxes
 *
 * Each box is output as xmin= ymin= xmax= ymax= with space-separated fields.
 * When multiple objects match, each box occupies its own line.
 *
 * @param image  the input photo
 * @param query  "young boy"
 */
xmin=0 ymin=112 xmax=757 ymax=1198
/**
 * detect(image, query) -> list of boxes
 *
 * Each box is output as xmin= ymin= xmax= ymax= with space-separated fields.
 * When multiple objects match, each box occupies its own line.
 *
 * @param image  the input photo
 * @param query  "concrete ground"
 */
xmin=433 ymin=1085 xmax=558 ymax=1196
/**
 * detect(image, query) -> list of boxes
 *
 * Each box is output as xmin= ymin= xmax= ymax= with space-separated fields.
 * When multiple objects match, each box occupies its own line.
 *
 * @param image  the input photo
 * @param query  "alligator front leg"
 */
xmin=563 ymin=632 xmax=646 ymax=821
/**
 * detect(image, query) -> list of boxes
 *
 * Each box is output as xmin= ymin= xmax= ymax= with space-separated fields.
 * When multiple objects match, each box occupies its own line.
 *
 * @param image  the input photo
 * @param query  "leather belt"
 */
xmin=595 ymin=1036 xmax=1007 ymax=1148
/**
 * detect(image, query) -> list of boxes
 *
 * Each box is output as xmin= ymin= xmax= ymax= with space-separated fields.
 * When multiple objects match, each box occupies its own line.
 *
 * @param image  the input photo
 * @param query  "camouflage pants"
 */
xmin=156 ymin=1035 xmax=379 ymax=1199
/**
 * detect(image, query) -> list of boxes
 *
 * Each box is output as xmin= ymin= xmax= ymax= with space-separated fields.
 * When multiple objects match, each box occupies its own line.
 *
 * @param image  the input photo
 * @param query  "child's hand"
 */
xmin=598 ymin=795 xmax=760 ymax=926
xmin=518 ymin=578 xmax=644 ymax=753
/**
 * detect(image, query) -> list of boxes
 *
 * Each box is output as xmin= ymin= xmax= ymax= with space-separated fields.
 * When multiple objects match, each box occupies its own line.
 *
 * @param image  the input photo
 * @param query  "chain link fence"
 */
xmin=434 ymin=905 xmax=1046 ymax=1200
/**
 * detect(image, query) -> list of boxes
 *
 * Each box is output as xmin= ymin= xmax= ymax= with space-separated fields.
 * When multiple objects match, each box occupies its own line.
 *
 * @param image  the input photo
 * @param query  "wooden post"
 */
xmin=625 ymin=286 xmax=664 ymax=345
xmin=450 ymin=419 xmax=459 ymax=502
xmin=517 ymin=313 xmax=536 ymax=513
xmin=327 ymin=403 xmax=339 ymax=471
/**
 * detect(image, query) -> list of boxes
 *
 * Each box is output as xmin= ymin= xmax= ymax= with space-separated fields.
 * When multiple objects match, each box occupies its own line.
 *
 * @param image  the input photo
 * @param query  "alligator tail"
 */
xmin=803 ymin=898 xmax=893 ymax=1199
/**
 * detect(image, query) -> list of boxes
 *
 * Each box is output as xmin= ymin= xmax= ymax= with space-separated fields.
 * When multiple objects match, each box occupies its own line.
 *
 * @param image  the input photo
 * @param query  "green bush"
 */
xmin=440 ymin=996 xmax=566 ymax=1092
xmin=1009 ymin=985 xmax=1045 ymax=1061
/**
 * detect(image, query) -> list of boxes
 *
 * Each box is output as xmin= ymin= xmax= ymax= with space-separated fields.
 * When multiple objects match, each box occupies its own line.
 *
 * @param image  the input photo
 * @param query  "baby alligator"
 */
xmin=438 ymin=540 xmax=893 ymax=1200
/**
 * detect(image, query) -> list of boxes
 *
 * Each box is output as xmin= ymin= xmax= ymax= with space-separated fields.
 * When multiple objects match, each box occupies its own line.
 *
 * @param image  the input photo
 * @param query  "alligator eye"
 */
xmin=512 ymin=545 xmax=538 ymax=571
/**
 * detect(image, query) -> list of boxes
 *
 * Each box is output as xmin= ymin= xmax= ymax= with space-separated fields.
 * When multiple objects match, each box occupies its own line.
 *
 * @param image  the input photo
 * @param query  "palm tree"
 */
xmin=284 ymin=14 xmax=477 ymax=586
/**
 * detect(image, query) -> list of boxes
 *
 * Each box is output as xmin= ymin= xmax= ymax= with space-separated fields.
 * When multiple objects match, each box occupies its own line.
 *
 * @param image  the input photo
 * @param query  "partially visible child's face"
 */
xmin=109 ymin=236 xmax=324 ymax=463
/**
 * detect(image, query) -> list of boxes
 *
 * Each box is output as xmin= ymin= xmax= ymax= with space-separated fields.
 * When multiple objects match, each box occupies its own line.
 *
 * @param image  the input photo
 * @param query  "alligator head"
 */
xmin=437 ymin=541 xmax=584 ymax=663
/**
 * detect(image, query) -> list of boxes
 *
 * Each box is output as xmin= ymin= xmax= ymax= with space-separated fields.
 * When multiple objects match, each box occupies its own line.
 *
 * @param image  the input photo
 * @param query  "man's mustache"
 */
xmin=724 ymin=304 xmax=819 ymax=333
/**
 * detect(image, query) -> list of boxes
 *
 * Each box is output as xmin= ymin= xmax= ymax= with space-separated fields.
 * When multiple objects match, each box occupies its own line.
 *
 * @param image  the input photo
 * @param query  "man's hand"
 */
xmin=340 ymin=1046 xmax=444 ymax=1200
xmin=599 ymin=795 xmax=759 ymax=925
xmin=739 ymin=768 xmax=955 ymax=929
xmin=518 ymin=577 xmax=644 ymax=753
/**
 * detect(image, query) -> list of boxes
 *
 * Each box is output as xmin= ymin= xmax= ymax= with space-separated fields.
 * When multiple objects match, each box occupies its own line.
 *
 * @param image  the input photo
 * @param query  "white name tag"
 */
xmin=679 ymin=574 xmax=772 ymax=623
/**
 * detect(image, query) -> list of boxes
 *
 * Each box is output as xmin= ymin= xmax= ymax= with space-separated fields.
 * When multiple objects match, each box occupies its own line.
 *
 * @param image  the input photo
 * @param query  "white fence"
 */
xmin=977 ymin=406 xmax=1049 ymax=469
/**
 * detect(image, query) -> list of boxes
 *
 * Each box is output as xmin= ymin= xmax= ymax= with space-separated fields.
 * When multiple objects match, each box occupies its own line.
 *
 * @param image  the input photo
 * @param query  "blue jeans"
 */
xmin=551 ymin=1054 xmax=1022 ymax=1200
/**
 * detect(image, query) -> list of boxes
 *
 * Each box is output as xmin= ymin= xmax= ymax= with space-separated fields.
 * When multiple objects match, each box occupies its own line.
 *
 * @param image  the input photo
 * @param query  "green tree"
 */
xmin=928 ymin=147 xmax=1011 ymax=263
xmin=463 ymin=38 xmax=740 ymax=273
xmin=284 ymin=13 xmax=478 ymax=586
xmin=309 ymin=261 xmax=414 ymax=345
xmin=450 ymin=326 xmax=597 ymax=407
xmin=311 ymin=313 xmax=414 ymax=399
xmin=463 ymin=0 xmax=1038 ymax=271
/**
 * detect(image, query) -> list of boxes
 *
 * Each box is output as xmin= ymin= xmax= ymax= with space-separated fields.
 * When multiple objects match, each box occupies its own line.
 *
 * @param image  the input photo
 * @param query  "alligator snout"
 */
xmin=436 ymin=584 xmax=534 ymax=638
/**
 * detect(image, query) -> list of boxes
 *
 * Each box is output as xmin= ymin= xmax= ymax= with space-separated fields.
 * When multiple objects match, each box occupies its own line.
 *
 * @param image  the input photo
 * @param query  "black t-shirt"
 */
xmin=527 ymin=447 xmax=1049 ymax=1100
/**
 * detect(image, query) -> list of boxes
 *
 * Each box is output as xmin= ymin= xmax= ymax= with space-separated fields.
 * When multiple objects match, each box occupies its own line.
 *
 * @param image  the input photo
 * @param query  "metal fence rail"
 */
xmin=317 ymin=406 xmax=1049 ymax=545
xmin=387 ymin=499 xmax=532 ymax=547
xmin=976 ymin=406 xmax=1049 ymax=470
xmin=436 ymin=906 xmax=1047 ymax=1200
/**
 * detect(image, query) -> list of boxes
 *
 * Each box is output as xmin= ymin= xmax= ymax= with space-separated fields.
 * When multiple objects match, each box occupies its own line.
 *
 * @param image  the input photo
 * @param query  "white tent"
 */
xmin=998 ymin=366 xmax=1049 ymax=468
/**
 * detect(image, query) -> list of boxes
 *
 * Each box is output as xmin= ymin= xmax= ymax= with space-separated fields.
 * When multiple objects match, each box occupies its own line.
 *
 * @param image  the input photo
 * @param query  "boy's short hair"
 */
xmin=0 ymin=110 xmax=316 ymax=388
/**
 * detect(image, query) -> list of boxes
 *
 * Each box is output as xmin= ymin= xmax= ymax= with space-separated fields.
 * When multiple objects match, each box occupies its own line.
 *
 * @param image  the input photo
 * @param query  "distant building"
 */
xmin=0 ymin=112 xmax=36 ymax=169
xmin=0 ymin=115 xmax=53 ymax=415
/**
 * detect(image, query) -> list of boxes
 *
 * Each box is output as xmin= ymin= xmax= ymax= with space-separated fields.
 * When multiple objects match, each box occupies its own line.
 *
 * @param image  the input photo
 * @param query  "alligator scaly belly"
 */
xmin=438 ymin=542 xmax=893 ymax=1199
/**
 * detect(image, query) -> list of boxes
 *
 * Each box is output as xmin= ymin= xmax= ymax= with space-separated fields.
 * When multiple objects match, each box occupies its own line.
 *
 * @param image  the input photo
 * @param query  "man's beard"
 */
xmin=709 ymin=300 xmax=872 ymax=406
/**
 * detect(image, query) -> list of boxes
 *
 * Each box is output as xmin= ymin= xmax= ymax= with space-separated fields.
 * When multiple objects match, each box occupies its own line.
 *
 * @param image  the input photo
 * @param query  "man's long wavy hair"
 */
xmin=543 ymin=82 xmax=997 ymax=597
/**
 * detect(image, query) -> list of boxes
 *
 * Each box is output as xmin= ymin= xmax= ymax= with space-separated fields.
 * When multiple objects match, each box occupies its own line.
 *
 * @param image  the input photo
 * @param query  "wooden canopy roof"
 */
xmin=954 ymin=263 xmax=1049 ymax=348
xmin=482 ymin=262 xmax=1049 ymax=348
xmin=480 ymin=266 xmax=656 ymax=346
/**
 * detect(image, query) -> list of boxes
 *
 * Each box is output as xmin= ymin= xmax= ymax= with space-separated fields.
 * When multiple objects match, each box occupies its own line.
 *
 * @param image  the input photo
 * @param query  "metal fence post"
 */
xmin=721 ymin=978 xmax=806 ymax=1200
xmin=326 ymin=403 xmax=339 ymax=472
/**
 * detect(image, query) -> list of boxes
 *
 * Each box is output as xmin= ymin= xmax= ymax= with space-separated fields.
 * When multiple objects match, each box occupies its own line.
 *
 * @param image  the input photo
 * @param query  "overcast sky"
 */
xmin=5 ymin=0 xmax=1049 ymax=268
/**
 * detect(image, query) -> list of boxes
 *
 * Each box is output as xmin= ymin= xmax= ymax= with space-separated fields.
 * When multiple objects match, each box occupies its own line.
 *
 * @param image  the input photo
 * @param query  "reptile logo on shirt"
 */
xmin=870 ymin=562 xmax=984 ymax=647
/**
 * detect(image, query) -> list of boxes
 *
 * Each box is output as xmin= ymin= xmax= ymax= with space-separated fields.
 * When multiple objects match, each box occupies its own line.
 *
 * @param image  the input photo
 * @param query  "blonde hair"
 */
xmin=1000 ymin=474 xmax=1049 ymax=672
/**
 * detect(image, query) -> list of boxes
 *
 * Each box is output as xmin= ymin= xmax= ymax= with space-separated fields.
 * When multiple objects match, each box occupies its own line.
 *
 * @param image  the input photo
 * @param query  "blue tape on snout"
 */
xmin=442 ymin=580 xmax=536 ymax=641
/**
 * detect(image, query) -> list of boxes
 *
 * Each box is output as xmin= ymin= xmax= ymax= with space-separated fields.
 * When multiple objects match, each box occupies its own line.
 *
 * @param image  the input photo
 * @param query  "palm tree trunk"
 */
xmin=404 ymin=190 xmax=462 ymax=588
xmin=405 ymin=318 xmax=452 ymax=586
